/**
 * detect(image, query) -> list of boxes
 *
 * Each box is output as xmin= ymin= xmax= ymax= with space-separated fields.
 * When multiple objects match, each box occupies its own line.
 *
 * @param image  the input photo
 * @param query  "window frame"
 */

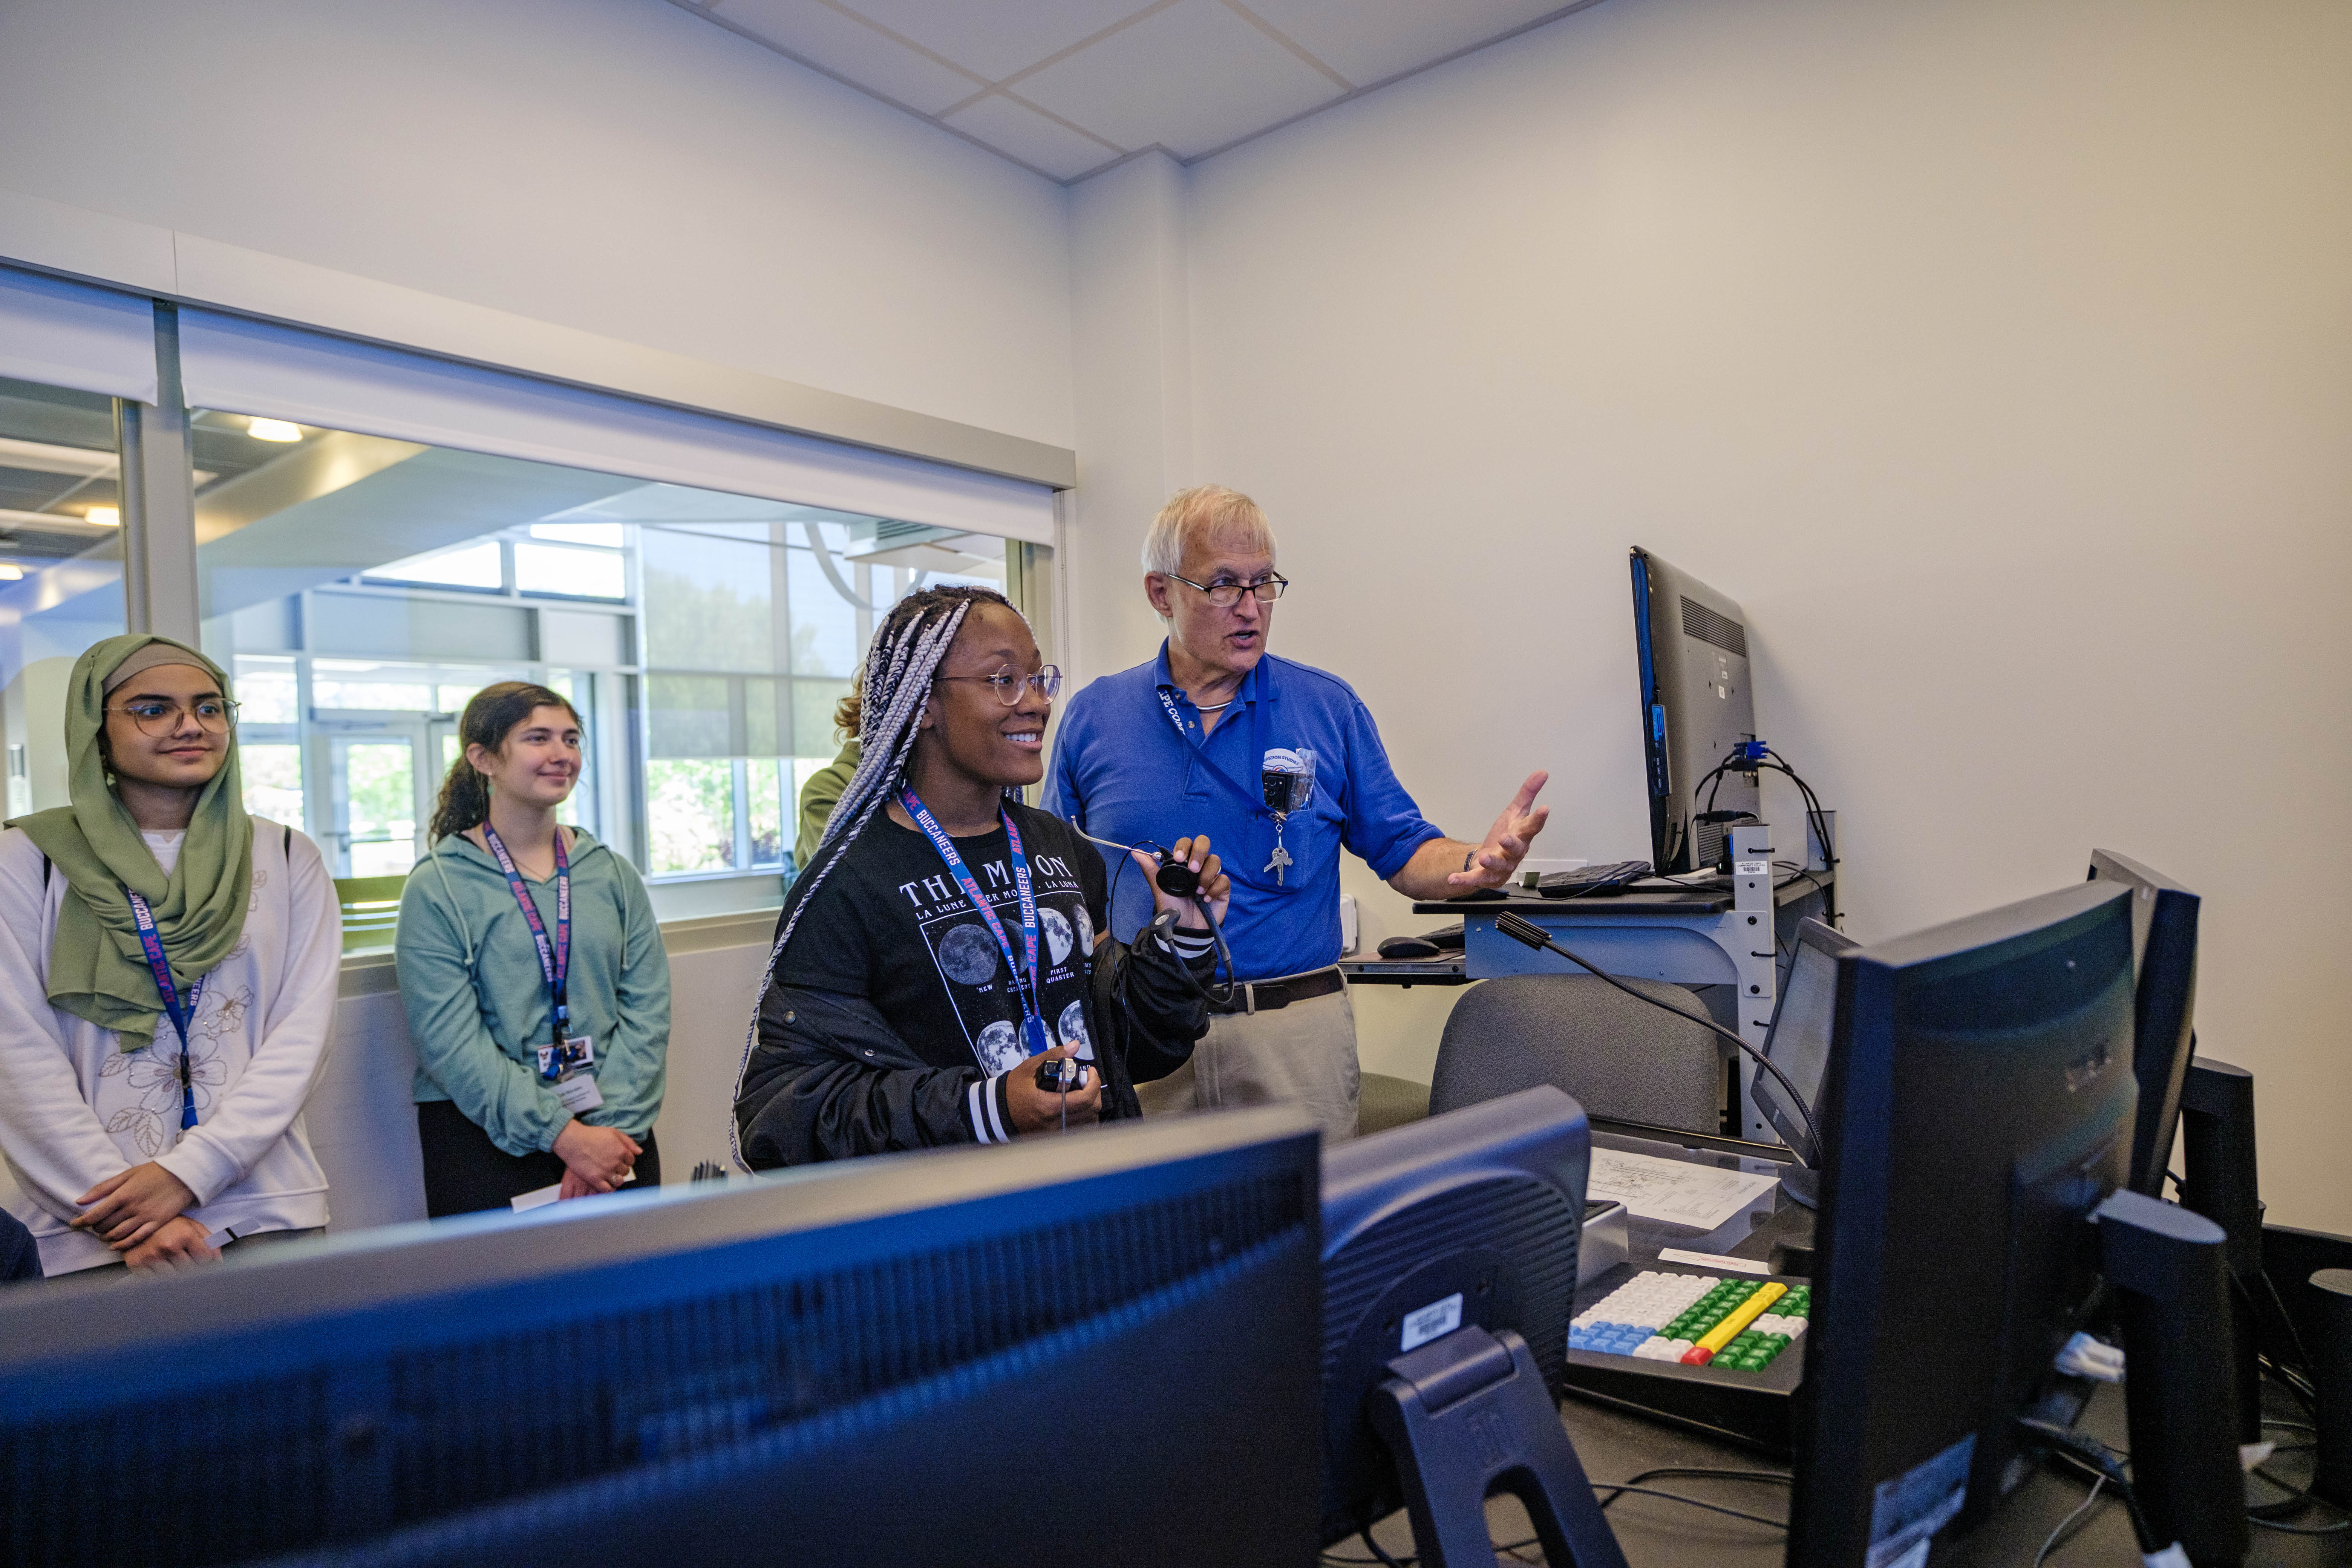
xmin=2 ymin=263 xmax=1067 ymax=936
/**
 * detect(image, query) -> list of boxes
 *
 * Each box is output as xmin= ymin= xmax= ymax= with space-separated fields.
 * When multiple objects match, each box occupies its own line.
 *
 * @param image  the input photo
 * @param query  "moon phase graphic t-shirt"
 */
xmin=778 ymin=801 xmax=1110 ymax=1078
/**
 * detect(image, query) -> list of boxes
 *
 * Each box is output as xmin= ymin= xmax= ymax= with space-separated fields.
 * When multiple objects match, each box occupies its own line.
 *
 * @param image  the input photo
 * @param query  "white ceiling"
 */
xmin=672 ymin=0 xmax=1601 ymax=183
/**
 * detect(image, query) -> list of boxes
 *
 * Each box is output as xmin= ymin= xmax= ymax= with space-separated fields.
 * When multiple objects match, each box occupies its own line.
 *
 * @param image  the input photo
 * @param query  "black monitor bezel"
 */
xmin=1748 ymin=914 xmax=1860 ymax=1163
xmin=2086 ymin=849 xmax=2201 ymax=1196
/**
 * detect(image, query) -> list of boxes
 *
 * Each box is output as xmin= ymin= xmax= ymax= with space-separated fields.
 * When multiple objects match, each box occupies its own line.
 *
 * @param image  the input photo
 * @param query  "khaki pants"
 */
xmin=1137 ymin=978 xmax=1360 ymax=1142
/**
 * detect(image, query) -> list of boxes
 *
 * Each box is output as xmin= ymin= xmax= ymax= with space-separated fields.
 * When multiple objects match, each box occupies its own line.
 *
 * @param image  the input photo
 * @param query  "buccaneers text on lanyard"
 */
xmin=124 ymin=889 xmax=204 ymax=1132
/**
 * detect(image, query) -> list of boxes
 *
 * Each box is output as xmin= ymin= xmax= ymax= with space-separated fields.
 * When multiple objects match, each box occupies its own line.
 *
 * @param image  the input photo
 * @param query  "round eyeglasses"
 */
xmin=1165 ymin=571 xmax=1289 ymax=609
xmin=107 ymin=697 xmax=240 ymax=737
xmin=934 ymin=665 xmax=1063 ymax=706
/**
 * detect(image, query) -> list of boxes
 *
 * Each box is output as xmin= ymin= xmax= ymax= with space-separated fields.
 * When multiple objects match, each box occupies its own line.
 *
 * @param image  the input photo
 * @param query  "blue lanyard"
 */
xmin=481 ymin=825 xmax=571 ymax=1064
xmin=123 ymin=889 xmax=203 ymax=1131
xmin=898 ymin=788 xmax=1050 ymax=1058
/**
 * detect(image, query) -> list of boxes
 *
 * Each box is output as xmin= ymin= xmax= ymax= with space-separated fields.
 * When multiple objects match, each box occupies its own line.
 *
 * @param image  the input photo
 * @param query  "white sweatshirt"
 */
xmin=0 ymin=820 xmax=339 ymax=1274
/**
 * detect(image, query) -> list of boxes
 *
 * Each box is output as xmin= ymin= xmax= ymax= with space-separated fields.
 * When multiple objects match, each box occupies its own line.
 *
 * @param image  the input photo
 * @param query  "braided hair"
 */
xmin=727 ymin=584 xmax=1023 ymax=1169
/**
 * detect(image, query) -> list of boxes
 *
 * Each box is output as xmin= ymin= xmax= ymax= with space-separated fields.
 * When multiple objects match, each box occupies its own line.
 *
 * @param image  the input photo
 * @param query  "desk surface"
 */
xmin=1412 ymin=869 xmax=1832 ymax=919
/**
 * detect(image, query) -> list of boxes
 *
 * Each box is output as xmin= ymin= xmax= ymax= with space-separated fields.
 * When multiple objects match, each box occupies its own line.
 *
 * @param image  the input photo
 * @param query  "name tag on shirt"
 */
xmin=537 ymin=1035 xmax=603 ymax=1113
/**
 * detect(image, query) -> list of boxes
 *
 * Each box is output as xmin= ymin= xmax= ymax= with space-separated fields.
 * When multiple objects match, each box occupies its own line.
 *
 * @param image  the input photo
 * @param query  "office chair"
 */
xmin=1358 ymin=1072 xmax=1432 ymax=1135
xmin=1428 ymin=974 xmax=1722 ymax=1133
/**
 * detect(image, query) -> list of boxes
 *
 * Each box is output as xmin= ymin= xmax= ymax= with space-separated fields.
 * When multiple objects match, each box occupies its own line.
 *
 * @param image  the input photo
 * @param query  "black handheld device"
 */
xmin=1034 ymin=1057 xmax=1090 ymax=1093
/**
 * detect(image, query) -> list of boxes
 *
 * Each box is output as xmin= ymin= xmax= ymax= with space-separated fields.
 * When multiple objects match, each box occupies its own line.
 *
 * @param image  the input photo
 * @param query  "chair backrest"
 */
xmin=1429 ymin=974 xmax=1723 ymax=1134
xmin=334 ymin=874 xmax=408 ymax=954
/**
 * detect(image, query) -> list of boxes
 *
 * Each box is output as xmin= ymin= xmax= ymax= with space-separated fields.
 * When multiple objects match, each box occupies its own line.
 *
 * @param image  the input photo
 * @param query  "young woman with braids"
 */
xmin=396 ymin=683 xmax=670 ymax=1214
xmin=733 ymin=586 xmax=1228 ymax=1165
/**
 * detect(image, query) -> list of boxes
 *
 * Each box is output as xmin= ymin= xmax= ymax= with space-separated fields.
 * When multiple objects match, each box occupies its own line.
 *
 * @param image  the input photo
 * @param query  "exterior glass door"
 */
xmin=329 ymin=733 xmax=421 ymax=877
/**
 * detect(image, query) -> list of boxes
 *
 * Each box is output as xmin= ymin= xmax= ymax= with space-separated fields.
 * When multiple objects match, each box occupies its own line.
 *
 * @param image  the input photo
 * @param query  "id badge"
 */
xmin=537 ymin=1035 xmax=603 ymax=1113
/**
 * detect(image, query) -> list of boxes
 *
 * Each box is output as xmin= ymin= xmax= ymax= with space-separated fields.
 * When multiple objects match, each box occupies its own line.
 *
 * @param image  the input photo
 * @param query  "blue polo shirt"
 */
xmin=1043 ymin=644 xmax=1443 ymax=981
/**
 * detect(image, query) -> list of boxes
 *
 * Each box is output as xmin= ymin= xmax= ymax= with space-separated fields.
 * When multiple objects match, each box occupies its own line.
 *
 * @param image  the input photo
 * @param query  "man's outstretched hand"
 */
xmin=1446 ymin=771 xmax=1552 ymax=889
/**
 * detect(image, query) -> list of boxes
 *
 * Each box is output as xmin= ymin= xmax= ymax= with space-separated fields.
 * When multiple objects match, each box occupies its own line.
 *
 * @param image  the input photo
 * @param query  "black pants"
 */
xmin=416 ymin=1099 xmax=661 ymax=1218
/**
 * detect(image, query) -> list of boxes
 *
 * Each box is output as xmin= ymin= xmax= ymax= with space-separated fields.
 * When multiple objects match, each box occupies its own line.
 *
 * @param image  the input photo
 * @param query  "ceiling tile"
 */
xmin=1016 ymin=0 xmax=1344 ymax=160
xmin=838 ymin=0 xmax=1162 ymax=83
xmin=943 ymin=95 xmax=1124 ymax=181
xmin=712 ymin=0 xmax=984 ymax=114
xmin=1236 ymin=0 xmax=1576 ymax=89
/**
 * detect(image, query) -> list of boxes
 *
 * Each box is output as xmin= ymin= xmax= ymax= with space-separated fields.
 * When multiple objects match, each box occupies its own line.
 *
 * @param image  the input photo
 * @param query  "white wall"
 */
xmin=1066 ymin=153 xmax=1196 ymax=689
xmin=1066 ymin=0 xmax=2352 ymax=1228
xmin=0 ymin=0 xmax=1074 ymax=447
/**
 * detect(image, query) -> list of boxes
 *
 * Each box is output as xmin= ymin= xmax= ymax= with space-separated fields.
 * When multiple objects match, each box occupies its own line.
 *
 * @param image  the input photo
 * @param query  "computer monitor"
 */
xmin=2087 ymin=848 xmax=2201 ymax=1195
xmin=0 ymin=1109 xmax=1324 ymax=1568
xmin=1319 ymin=1086 xmax=1625 ymax=1567
xmin=1787 ymin=882 xmax=2143 ymax=1565
xmin=1748 ymin=916 xmax=1859 ymax=1206
xmin=1630 ymin=547 xmax=1759 ymax=874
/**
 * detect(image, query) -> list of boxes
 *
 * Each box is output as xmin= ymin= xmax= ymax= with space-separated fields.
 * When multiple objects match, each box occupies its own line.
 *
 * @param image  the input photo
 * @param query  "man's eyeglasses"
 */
xmin=107 ymin=698 xmax=239 ymax=737
xmin=935 ymin=666 xmax=1063 ymax=706
xmin=1165 ymin=571 xmax=1289 ymax=609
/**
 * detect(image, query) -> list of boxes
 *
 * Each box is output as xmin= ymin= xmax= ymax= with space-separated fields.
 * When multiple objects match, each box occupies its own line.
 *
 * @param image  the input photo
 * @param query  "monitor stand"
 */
xmin=1367 ymin=1326 xmax=1630 ymax=1568
xmin=1778 ymin=1164 xmax=1820 ymax=1210
xmin=2177 ymin=1058 xmax=2295 ymax=1517
xmin=2093 ymin=1188 xmax=2251 ymax=1564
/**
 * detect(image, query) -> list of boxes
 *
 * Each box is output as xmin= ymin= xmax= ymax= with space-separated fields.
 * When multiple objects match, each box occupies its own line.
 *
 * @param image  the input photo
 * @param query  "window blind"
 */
xmin=178 ymin=309 xmax=1053 ymax=543
xmin=0 ymin=266 xmax=158 ymax=404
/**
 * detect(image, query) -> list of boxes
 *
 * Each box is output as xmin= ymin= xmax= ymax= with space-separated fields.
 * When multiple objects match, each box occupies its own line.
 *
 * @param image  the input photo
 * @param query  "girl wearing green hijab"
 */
xmin=0 ymin=635 xmax=342 ymax=1275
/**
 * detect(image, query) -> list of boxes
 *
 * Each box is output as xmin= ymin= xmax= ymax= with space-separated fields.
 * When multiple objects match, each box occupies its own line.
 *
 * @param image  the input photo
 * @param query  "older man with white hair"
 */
xmin=1044 ymin=485 xmax=1549 ymax=1140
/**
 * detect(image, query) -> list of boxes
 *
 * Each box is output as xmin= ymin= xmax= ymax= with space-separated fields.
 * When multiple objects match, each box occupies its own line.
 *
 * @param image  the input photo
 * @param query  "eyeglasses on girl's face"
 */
xmin=934 ymin=665 xmax=1063 ymax=705
xmin=107 ymin=697 xmax=239 ymax=737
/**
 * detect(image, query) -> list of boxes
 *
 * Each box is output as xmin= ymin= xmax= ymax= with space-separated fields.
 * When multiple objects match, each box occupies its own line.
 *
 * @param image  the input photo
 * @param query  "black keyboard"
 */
xmin=1537 ymin=860 xmax=1652 ymax=897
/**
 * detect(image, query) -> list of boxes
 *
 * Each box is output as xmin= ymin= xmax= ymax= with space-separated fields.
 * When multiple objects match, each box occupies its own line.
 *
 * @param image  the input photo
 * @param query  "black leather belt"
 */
xmin=1208 ymin=965 xmax=1346 ymax=1016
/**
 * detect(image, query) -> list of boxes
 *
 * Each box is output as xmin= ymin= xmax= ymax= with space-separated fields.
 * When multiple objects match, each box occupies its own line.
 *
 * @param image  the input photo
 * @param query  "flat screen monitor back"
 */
xmin=1750 ymin=916 xmax=1860 ymax=1165
xmin=2087 ymin=849 xmax=2201 ymax=1195
xmin=0 ymin=1109 xmax=1325 ymax=1568
xmin=1631 ymin=547 xmax=1759 ymax=873
xmin=1317 ymin=1085 xmax=1590 ymax=1547
xmin=1788 ymin=882 xmax=2137 ymax=1567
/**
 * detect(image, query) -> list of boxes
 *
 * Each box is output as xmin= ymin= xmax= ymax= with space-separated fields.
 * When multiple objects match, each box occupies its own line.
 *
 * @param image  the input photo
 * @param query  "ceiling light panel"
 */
xmin=1017 ymin=0 xmax=1344 ymax=159
xmin=1238 ymin=0 xmax=1575 ymax=89
xmin=712 ymin=0 xmax=983 ymax=115
xmin=838 ymin=0 xmax=1162 ymax=84
xmin=943 ymin=95 xmax=1122 ymax=181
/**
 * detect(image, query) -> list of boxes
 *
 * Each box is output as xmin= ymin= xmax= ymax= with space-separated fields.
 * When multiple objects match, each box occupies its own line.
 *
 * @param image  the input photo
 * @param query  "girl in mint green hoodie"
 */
xmin=396 ymin=683 xmax=669 ymax=1216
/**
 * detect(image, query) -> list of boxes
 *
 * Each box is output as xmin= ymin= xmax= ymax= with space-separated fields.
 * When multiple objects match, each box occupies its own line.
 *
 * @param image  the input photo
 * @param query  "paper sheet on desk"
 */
xmin=1586 ymin=1148 xmax=1780 ymax=1232
xmin=511 ymin=1168 xmax=636 ymax=1212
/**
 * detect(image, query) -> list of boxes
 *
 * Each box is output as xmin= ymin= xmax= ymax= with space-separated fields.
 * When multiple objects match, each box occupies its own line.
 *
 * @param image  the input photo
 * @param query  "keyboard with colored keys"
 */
xmin=1570 ymin=1271 xmax=1810 ymax=1370
xmin=1562 ymin=1261 xmax=1809 ymax=1455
